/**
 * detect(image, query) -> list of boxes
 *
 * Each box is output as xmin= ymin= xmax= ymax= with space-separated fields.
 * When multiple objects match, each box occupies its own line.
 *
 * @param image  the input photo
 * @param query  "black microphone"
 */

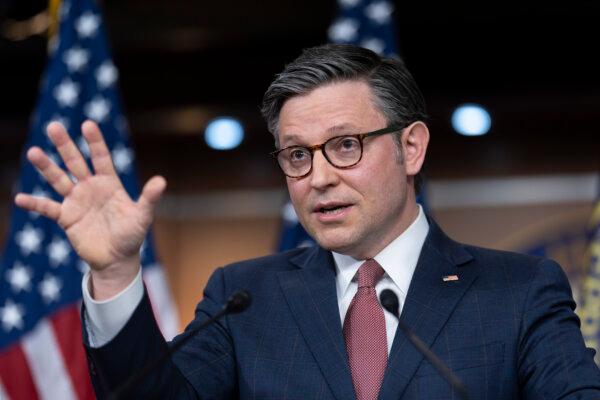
xmin=224 ymin=290 xmax=251 ymax=314
xmin=380 ymin=289 xmax=469 ymax=400
xmin=109 ymin=290 xmax=251 ymax=399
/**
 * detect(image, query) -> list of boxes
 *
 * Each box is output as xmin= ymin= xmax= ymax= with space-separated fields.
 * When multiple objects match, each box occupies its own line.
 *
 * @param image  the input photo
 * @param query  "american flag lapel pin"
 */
xmin=442 ymin=275 xmax=459 ymax=282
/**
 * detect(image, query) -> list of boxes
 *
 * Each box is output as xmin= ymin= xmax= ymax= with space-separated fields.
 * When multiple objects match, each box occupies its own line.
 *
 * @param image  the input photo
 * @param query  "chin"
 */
xmin=311 ymin=229 xmax=357 ymax=254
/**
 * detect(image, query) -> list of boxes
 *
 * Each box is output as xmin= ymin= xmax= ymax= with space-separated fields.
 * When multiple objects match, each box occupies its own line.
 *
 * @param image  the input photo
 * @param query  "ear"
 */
xmin=401 ymin=121 xmax=429 ymax=176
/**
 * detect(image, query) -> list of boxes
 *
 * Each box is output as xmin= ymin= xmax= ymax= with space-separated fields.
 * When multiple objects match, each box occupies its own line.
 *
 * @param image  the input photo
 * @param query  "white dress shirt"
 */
xmin=82 ymin=205 xmax=429 ymax=349
xmin=333 ymin=205 xmax=429 ymax=354
xmin=82 ymin=267 xmax=144 ymax=347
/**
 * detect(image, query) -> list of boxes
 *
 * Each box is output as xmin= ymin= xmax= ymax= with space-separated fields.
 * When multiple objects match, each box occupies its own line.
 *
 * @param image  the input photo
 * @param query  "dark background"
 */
xmin=0 ymin=0 xmax=598 ymax=196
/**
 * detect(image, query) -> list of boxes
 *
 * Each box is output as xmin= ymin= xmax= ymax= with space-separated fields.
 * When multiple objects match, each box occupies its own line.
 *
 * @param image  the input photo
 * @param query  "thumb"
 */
xmin=138 ymin=175 xmax=167 ymax=214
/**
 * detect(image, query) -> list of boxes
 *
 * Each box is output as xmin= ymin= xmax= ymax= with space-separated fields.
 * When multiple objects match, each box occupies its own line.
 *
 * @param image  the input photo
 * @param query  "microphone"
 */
xmin=109 ymin=290 xmax=251 ymax=399
xmin=379 ymin=289 xmax=469 ymax=400
xmin=224 ymin=289 xmax=252 ymax=314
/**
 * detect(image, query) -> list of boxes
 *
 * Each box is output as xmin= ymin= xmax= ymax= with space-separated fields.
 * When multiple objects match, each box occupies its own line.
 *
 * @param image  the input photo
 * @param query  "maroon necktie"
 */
xmin=343 ymin=259 xmax=387 ymax=400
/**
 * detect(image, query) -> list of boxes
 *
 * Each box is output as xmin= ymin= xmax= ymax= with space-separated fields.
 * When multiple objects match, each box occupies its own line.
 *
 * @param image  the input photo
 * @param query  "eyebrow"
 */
xmin=280 ymin=123 xmax=362 ymax=148
xmin=327 ymin=123 xmax=361 ymax=134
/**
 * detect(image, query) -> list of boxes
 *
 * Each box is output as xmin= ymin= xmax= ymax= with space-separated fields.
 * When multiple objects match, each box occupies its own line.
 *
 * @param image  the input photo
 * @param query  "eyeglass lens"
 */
xmin=277 ymin=135 xmax=363 ymax=177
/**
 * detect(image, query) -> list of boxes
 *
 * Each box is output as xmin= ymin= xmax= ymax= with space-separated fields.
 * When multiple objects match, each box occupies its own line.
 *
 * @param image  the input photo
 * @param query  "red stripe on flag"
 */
xmin=50 ymin=306 xmax=95 ymax=400
xmin=0 ymin=342 xmax=40 ymax=400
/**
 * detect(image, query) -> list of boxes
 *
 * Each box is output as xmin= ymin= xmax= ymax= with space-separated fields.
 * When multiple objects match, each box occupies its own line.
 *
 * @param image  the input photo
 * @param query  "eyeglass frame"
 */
xmin=270 ymin=124 xmax=403 ymax=179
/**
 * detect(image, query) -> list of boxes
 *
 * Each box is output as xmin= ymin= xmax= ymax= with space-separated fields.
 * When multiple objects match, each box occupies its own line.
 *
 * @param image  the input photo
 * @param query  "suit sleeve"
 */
xmin=82 ymin=267 xmax=238 ymax=399
xmin=518 ymin=259 xmax=600 ymax=399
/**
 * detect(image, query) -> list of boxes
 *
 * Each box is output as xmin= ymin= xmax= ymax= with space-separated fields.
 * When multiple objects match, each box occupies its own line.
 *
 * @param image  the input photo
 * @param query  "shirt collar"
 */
xmin=332 ymin=205 xmax=430 ymax=299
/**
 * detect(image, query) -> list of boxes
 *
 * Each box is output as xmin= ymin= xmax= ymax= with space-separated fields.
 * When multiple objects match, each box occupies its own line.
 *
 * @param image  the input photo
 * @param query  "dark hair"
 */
xmin=261 ymin=43 xmax=428 ymax=194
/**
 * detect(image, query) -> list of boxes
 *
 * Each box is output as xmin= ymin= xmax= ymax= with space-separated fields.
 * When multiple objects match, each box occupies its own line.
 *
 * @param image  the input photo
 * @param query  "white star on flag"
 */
xmin=48 ymin=37 xmax=60 ymax=55
xmin=96 ymin=61 xmax=118 ymax=89
xmin=112 ymin=145 xmax=133 ymax=173
xmin=31 ymin=186 xmax=49 ymax=199
xmin=53 ymin=78 xmax=80 ymax=107
xmin=282 ymin=201 xmax=299 ymax=223
xmin=0 ymin=299 xmax=25 ymax=332
xmin=328 ymin=18 xmax=359 ymax=42
xmin=365 ymin=1 xmax=393 ymax=24
xmin=15 ymin=224 xmax=44 ymax=256
xmin=84 ymin=96 xmax=111 ymax=122
xmin=360 ymin=37 xmax=385 ymax=54
xmin=77 ymin=260 xmax=90 ymax=275
xmin=46 ymin=115 xmax=70 ymax=133
xmin=75 ymin=12 xmax=100 ymax=38
xmin=47 ymin=237 xmax=71 ymax=267
xmin=77 ymin=135 xmax=91 ymax=158
xmin=28 ymin=186 xmax=50 ymax=219
xmin=59 ymin=1 xmax=70 ymax=19
xmin=140 ymin=239 xmax=147 ymax=256
xmin=39 ymin=274 xmax=62 ymax=304
xmin=46 ymin=152 xmax=62 ymax=168
xmin=6 ymin=262 xmax=33 ymax=293
xmin=63 ymin=47 xmax=90 ymax=72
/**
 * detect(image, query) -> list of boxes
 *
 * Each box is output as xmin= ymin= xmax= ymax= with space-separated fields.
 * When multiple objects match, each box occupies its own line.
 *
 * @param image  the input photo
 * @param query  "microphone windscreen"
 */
xmin=380 ymin=289 xmax=399 ymax=317
xmin=226 ymin=290 xmax=252 ymax=314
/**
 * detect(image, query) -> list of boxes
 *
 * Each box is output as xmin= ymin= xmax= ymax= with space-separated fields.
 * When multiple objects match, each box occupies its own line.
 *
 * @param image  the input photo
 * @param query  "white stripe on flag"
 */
xmin=21 ymin=318 xmax=77 ymax=400
xmin=0 ymin=378 xmax=10 ymax=400
xmin=143 ymin=264 xmax=179 ymax=340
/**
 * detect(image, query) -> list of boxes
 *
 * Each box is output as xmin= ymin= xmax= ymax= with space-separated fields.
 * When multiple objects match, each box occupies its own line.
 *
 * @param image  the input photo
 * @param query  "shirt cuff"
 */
xmin=81 ymin=267 xmax=144 ymax=348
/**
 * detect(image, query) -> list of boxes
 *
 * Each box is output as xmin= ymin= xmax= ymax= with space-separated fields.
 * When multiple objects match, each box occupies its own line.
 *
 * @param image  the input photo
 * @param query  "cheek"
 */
xmin=286 ymin=179 xmax=309 ymax=212
xmin=349 ymin=155 xmax=397 ymax=193
xmin=355 ymin=156 xmax=405 ymax=205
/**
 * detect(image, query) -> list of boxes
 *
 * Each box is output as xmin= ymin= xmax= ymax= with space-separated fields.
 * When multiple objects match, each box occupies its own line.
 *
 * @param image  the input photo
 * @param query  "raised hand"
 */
xmin=14 ymin=120 xmax=166 ymax=299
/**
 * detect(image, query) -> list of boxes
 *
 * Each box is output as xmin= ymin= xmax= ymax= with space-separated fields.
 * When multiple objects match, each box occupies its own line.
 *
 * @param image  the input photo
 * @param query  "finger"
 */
xmin=27 ymin=147 xmax=74 ymax=197
xmin=15 ymin=193 xmax=61 ymax=221
xmin=138 ymin=175 xmax=167 ymax=213
xmin=46 ymin=121 xmax=91 ymax=181
xmin=81 ymin=120 xmax=117 ymax=176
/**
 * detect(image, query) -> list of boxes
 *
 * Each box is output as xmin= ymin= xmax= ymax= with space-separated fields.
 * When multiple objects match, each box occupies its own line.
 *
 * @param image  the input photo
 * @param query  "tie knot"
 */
xmin=357 ymin=259 xmax=385 ymax=288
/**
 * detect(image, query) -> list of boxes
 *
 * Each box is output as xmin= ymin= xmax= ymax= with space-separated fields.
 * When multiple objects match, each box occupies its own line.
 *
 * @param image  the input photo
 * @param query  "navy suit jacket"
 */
xmin=84 ymin=220 xmax=600 ymax=399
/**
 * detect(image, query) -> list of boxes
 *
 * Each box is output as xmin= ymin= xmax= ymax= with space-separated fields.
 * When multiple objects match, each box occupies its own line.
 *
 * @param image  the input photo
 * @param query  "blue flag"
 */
xmin=0 ymin=1 xmax=177 ymax=398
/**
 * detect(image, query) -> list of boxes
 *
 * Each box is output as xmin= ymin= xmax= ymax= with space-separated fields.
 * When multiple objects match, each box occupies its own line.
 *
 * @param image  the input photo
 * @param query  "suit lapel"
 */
xmin=278 ymin=247 xmax=356 ymax=400
xmin=379 ymin=221 xmax=479 ymax=400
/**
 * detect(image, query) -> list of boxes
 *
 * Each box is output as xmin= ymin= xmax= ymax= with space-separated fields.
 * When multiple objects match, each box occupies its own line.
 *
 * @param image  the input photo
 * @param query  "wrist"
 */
xmin=89 ymin=255 xmax=141 ymax=300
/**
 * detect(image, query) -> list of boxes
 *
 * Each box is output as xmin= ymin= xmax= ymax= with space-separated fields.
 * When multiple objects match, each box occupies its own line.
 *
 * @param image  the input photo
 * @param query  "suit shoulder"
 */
xmin=462 ymin=244 xmax=565 ymax=285
xmin=464 ymin=244 xmax=541 ymax=266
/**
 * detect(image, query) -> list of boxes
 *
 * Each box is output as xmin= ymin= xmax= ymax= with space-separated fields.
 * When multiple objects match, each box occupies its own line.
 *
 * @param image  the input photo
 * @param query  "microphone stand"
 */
xmin=380 ymin=289 xmax=468 ymax=400
xmin=108 ymin=290 xmax=251 ymax=400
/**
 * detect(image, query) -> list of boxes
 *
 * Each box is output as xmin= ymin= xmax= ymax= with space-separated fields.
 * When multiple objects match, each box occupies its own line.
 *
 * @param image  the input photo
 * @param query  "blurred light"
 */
xmin=451 ymin=104 xmax=491 ymax=136
xmin=204 ymin=117 xmax=244 ymax=150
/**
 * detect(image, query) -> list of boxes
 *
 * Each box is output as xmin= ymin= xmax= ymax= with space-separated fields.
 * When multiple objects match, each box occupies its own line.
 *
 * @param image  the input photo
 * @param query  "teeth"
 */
xmin=322 ymin=206 xmax=346 ymax=214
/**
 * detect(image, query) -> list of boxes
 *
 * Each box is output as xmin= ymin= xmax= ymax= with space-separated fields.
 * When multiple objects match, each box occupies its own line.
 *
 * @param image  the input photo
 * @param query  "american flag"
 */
xmin=277 ymin=0 xmax=398 ymax=251
xmin=0 ymin=0 xmax=179 ymax=398
xmin=327 ymin=0 xmax=398 ymax=57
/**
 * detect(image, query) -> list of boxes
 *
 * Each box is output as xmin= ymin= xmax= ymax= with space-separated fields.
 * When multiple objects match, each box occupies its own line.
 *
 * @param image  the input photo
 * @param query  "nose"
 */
xmin=309 ymin=150 xmax=339 ymax=190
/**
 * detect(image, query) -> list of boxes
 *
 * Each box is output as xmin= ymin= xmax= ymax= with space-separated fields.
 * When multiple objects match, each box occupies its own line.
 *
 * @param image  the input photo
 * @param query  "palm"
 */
xmin=15 ymin=120 xmax=165 ymax=273
xmin=59 ymin=175 xmax=147 ymax=269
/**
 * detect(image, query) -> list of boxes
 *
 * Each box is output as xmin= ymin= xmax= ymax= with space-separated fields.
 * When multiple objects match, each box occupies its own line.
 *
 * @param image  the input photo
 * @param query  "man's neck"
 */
xmin=345 ymin=201 xmax=422 ymax=260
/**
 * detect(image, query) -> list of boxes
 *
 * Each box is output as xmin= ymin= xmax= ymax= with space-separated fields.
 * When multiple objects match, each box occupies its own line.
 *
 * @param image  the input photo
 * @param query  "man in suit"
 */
xmin=15 ymin=44 xmax=600 ymax=399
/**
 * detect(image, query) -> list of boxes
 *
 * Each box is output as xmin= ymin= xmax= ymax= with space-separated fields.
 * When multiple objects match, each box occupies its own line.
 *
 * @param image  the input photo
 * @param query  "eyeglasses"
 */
xmin=271 ymin=125 xmax=402 ymax=178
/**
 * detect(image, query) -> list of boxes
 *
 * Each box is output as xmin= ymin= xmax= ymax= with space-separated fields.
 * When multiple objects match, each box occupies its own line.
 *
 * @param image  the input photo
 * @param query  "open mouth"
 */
xmin=317 ymin=204 xmax=351 ymax=215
